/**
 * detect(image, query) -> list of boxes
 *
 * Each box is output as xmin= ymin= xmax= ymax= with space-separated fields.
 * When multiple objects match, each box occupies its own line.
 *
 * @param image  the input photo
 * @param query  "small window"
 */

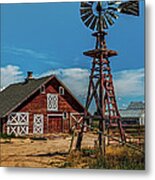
xmin=40 ymin=85 xmax=45 ymax=94
xmin=63 ymin=112 xmax=68 ymax=120
xmin=59 ymin=86 xmax=64 ymax=95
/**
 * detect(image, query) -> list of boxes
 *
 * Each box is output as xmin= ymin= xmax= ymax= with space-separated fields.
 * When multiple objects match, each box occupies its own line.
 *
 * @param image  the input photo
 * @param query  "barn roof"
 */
xmin=120 ymin=109 xmax=144 ymax=118
xmin=0 ymin=75 xmax=85 ymax=118
xmin=126 ymin=101 xmax=145 ymax=110
xmin=119 ymin=101 xmax=145 ymax=118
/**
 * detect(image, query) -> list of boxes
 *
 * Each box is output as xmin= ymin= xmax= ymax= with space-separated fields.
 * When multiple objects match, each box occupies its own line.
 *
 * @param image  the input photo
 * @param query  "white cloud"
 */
xmin=0 ymin=65 xmax=24 ymax=90
xmin=3 ymin=47 xmax=49 ymax=59
xmin=40 ymin=68 xmax=89 ymax=101
xmin=40 ymin=67 xmax=144 ymax=105
xmin=113 ymin=68 xmax=144 ymax=97
xmin=1 ymin=65 xmax=144 ymax=104
xmin=3 ymin=47 xmax=60 ymax=66
xmin=41 ymin=67 xmax=144 ymax=98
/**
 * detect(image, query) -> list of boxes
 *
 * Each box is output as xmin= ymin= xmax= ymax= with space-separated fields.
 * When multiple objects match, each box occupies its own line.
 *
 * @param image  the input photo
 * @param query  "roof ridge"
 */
xmin=0 ymin=75 xmax=53 ymax=93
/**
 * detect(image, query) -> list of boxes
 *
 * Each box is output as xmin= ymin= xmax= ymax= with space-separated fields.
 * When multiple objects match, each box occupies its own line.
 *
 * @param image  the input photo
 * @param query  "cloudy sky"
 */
xmin=1 ymin=1 xmax=145 ymax=109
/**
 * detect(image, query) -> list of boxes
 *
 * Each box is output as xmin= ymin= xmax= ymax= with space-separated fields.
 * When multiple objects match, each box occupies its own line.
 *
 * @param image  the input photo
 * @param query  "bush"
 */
xmin=0 ymin=133 xmax=16 ymax=139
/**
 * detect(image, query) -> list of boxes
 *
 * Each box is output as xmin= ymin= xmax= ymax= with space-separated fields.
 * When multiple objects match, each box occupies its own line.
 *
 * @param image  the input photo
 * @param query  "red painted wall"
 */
xmin=3 ymin=78 xmax=84 ymax=134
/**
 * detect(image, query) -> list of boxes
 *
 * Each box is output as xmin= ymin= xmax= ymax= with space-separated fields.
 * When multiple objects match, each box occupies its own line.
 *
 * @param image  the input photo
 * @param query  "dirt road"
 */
xmin=0 ymin=133 xmax=97 ymax=168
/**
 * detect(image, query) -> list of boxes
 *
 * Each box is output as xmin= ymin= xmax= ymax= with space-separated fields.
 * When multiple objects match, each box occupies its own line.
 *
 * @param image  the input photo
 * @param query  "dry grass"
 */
xmin=0 ymin=132 xmax=145 ymax=169
xmin=62 ymin=145 xmax=145 ymax=170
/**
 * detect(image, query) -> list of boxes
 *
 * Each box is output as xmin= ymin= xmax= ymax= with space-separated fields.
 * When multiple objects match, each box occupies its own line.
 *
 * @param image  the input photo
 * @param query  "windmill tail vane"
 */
xmin=75 ymin=1 xmax=140 ymax=153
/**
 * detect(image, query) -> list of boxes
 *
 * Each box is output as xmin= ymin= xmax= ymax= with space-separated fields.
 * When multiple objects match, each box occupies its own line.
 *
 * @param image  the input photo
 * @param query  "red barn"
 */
xmin=0 ymin=72 xmax=85 ymax=136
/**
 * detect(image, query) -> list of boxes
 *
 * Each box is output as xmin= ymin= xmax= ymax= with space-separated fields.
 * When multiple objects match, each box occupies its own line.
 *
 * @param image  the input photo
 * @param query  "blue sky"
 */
xmin=0 ymin=1 xmax=145 ymax=109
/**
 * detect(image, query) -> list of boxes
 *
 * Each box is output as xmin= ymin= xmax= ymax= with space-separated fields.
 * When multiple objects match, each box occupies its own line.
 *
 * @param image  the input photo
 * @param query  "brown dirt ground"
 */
xmin=0 ymin=132 xmax=98 ymax=168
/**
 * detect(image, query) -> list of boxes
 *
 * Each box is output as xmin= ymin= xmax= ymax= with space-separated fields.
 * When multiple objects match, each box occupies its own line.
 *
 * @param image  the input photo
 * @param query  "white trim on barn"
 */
xmin=7 ymin=112 xmax=29 ymax=136
xmin=139 ymin=113 xmax=145 ymax=125
xmin=47 ymin=113 xmax=63 ymax=133
xmin=70 ymin=113 xmax=84 ymax=130
xmin=47 ymin=93 xmax=58 ymax=111
xmin=59 ymin=86 xmax=65 ymax=95
xmin=47 ymin=113 xmax=63 ymax=117
xmin=63 ymin=111 xmax=68 ymax=120
xmin=33 ymin=114 xmax=44 ymax=134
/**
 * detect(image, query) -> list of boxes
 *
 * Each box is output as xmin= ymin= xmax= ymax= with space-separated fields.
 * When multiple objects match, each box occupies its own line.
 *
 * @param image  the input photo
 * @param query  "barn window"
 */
xmin=59 ymin=86 xmax=64 ymax=95
xmin=40 ymin=85 xmax=45 ymax=94
xmin=63 ymin=112 xmax=68 ymax=120
xmin=47 ymin=94 xmax=58 ymax=111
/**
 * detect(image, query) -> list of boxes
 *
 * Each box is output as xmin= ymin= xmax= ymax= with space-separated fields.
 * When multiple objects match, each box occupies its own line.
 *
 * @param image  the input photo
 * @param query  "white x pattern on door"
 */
xmin=33 ymin=114 xmax=44 ymax=134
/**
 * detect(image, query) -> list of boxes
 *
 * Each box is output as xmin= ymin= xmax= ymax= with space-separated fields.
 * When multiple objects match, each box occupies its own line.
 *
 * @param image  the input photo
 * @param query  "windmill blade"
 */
xmin=108 ymin=1 xmax=116 ymax=6
xmin=118 ymin=1 xmax=139 ymax=16
xmin=81 ymin=11 xmax=93 ymax=22
xmin=84 ymin=14 xmax=95 ymax=28
xmin=107 ymin=11 xmax=119 ymax=20
xmin=97 ymin=16 xmax=108 ymax=30
xmin=107 ymin=7 xmax=118 ymax=11
xmin=81 ymin=2 xmax=92 ymax=8
xmin=80 ymin=8 xmax=92 ymax=16
xmin=126 ymin=8 xmax=139 ymax=16
xmin=102 ymin=16 xmax=108 ymax=29
xmin=108 ymin=1 xmax=122 ymax=6
xmin=104 ymin=13 xmax=115 ymax=26
xmin=90 ymin=16 xmax=98 ymax=30
xmin=88 ymin=1 xmax=94 ymax=5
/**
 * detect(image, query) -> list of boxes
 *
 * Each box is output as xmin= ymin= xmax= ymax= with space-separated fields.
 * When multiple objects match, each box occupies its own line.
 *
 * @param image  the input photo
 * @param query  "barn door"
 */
xmin=70 ymin=113 xmax=84 ymax=130
xmin=33 ymin=114 xmax=44 ymax=134
xmin=48 ymin=116 xmax=63 ymax=133
xmin=7 ymin=112 xmax=29 ymax=136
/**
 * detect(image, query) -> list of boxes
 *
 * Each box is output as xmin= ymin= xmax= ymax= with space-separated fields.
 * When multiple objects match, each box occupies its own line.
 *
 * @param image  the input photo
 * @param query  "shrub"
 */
xmin=0 ymin=132 xmax=16 ymax=139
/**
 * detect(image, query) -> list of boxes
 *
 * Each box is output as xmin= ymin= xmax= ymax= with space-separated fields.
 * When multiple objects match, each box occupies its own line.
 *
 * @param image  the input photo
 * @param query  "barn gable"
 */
xmin=0 ymin=76 xmax=49 ymax=118
xmin=0 ymin=74 xmax=86 ymax=135
xmin=0 ymin=75 xmax=84 ymax=118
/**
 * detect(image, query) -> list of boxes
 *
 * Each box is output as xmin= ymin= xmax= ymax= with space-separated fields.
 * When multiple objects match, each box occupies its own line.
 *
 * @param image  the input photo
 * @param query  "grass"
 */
xmin=89 ymin=145 xmax=145 ymax=170
xmin=61 ymin=145 xmax=145 ymax=170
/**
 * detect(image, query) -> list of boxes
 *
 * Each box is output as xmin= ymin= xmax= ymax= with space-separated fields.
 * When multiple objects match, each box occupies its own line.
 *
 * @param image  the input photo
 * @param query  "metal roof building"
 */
xmin=120 ymin=102 xmax=145 ymax=125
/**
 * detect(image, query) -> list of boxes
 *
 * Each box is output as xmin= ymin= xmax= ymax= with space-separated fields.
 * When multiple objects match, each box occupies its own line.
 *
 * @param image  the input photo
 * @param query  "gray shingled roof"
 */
xmin=127 ymin=101 xmax=145 ymax=110
xmin=120 ymin=109 xmax=144 ymax=118
xmin=120 ymin=101 xmax=145 ymax=118
xmin=0 ymin=76 xmax=51 ymax=118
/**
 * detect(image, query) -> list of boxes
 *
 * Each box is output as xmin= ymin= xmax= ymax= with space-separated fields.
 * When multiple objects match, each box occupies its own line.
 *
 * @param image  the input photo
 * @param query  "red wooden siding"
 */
xmin=3 ymin=77 xmax=84 ymax=134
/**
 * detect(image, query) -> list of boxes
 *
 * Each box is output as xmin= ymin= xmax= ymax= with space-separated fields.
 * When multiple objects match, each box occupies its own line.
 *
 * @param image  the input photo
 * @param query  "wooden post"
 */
xmin=69 ymin=129 xmax=75 ymax=153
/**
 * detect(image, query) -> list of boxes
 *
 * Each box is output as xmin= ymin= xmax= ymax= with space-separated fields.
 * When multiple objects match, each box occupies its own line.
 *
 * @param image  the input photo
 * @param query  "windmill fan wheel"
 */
xmin=80 ymin=1 xmax=139 ymax=31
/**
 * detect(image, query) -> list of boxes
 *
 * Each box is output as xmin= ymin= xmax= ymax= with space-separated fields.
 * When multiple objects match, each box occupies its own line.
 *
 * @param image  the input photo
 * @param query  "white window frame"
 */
xmin=47 ymin=93 xmax=58 ymax=111
xmin=63 ymin=112 xmax=68 ymax=120
xmin=40 ymin=85 xmax=45 ymax=94
xmin=59 ymin=86 xmax=64 ymax=95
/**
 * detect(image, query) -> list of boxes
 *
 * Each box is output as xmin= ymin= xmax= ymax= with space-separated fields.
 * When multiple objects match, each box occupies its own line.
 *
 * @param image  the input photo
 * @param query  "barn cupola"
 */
xmin=27 ymin=71 xmax=33 ymax=79
xmin=25 ymin=71 xmax=33 ymax=83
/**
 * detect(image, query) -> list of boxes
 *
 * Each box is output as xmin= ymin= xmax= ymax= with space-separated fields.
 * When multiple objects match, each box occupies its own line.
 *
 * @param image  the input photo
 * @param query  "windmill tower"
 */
xmin=76 ymin=1 xmax=139 ymax=153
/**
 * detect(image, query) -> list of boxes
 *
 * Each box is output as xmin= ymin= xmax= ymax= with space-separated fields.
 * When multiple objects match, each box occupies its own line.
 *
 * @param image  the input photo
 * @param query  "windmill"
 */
xmin=76 ymin=1 xmax=139 ymax=154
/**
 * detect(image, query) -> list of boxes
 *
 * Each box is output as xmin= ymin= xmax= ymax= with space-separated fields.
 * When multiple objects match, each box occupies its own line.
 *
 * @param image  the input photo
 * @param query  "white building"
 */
xmin=120 ymin=102 xmax=145 ymax=125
